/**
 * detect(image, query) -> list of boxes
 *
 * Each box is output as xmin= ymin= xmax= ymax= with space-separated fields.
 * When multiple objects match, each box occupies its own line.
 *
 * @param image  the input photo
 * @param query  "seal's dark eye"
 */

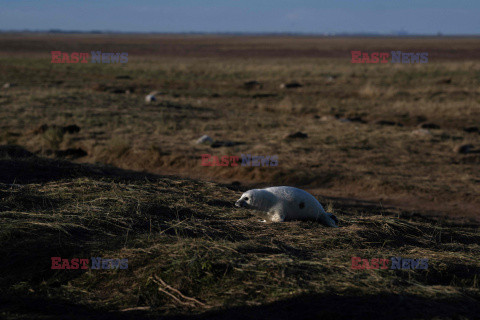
xmin=244 ymin=197 xmax=249 ymax=201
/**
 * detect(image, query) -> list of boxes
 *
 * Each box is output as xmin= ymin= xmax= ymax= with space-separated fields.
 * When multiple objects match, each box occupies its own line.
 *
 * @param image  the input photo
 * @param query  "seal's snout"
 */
xmin=235 ymin=200 xmax=242 ymax=208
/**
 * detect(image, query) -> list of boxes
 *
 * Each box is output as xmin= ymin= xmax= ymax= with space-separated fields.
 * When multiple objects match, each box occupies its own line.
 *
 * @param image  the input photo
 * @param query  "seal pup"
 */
xmin=235 ymin=186 xmax=338 ymax=227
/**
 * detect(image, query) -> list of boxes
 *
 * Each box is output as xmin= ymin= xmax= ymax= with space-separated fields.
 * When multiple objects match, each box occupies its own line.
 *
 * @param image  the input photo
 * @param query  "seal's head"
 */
xmin=235 ymin=189 xmax=273 ymax=212
xmin=235 ymin=190 xmax=255 ymax=208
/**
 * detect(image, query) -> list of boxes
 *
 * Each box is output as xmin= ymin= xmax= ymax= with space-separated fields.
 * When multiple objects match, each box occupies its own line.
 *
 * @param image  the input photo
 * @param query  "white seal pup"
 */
xmin=235 ymin=186 xmax=338 ymax=227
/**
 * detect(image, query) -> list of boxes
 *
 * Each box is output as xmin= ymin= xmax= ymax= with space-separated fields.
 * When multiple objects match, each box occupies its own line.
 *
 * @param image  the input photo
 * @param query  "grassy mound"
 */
xmin=0 ymin=147 xmax=479 ymax=319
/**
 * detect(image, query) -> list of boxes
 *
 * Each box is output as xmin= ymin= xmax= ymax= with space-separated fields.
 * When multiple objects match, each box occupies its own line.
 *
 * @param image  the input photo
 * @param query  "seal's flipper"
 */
xmin=327 ymin=212 xmax=339 ymax=227
xmin=329 ymin=213 xmax=338 ymax=225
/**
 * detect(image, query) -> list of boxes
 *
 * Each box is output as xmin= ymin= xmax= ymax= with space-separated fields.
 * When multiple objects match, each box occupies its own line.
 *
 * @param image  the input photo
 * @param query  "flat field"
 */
xmin=0 ymin=34 xmax=479 ymax=319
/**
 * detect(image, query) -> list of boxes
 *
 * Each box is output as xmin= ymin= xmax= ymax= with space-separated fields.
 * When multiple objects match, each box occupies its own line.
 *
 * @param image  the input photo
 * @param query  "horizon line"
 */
xmin=1 ymin=29 xmax=480 ymax=37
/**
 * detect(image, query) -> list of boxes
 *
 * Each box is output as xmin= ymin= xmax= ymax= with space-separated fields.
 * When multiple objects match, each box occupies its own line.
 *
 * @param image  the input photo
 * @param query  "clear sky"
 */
xmin=0 ymin=0 xmax=479 ymax=35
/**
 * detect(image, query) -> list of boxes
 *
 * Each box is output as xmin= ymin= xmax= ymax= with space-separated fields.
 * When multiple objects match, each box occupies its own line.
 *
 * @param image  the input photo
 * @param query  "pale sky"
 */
xmin=0 ymin=0 xmax=479 ymax=35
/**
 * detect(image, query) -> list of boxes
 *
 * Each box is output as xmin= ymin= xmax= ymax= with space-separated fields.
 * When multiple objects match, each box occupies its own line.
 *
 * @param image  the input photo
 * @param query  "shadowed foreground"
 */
xmin=2 ymin=292 xmax=480 ymax=320
xmin=0 ymin=146 xmax=479 ymax=319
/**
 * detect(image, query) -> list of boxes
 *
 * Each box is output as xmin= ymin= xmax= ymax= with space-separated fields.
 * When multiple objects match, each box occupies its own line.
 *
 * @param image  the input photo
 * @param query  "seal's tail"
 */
xmin=326 ymin=212 xmax=339 ymax=228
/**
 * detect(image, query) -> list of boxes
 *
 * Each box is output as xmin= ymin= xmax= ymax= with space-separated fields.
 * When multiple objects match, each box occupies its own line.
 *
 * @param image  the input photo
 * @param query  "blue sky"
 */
xmin=0 ymin=0 xmax=479 ymax=34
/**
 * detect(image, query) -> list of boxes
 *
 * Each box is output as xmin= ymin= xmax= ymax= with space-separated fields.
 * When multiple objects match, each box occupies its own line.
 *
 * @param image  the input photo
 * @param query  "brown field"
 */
xmin=0 ymin=34 xmax=479 ymax=319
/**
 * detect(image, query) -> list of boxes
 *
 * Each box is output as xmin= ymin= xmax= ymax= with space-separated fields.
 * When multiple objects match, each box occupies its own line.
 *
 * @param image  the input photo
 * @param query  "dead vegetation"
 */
xmin=0 ymin=149 xmax=479 ymax=319
xmin=1 ymin=36 xmax=479 ymax=220
xmin=0 ymin=35 xmax=479 ymax=319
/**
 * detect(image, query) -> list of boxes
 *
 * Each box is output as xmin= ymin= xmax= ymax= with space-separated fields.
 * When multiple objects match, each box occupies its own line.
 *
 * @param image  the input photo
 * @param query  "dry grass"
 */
xmin=0 ymin=150 xmax=479 ymax=319
xmin=1 ymin=37 xmax=478 ymax=220
xmin=0 ymin=34 xmax=479 ymax=319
